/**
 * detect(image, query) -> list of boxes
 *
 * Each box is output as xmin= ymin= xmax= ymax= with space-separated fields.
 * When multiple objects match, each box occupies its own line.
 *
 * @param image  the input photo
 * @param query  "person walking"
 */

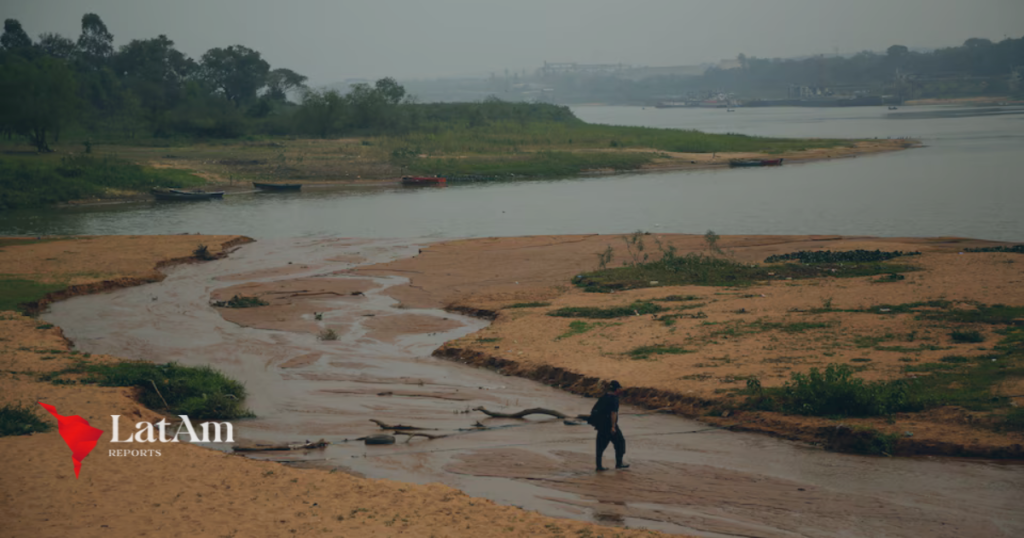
xmin=588 ymin=380 xmax=628 ymax=471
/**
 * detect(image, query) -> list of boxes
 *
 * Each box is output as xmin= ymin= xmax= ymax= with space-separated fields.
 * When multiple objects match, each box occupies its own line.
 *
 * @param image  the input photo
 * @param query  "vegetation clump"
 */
xmin=87 ymin=361 xmax=252 ymax=419
xmin=963 ymin=245 xmax=1024 ymax=254
xmin=0 ymin=403 xmax=52 ymax=437
xmin=626 ymin=345 xmax=692 ymax=361
xmin=951 ymin=330 xmax=984 ymax=343
xmin=763 ymin=249 xmax=920 ymax=264
xmin=505 ymin=302 xmax=551 ymax=309
xmin=548 ymin=301 xmax=663 ymax=319
xmin=211 ymin=295 xmax=268 ymax=308
xmin=193 ymin=244 xmax=215 ymax=260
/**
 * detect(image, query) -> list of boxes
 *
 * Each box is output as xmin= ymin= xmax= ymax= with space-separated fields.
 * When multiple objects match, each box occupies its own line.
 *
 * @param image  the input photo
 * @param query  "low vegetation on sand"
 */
xmin=574 ymin=231 xmax=918 ymax=292
xmin=211 ymin=294 xmax=268 ymax=308
xmin=41 ymin=359 xmax=253 ymax=420
xmin=0 ymin=403 xmax=53 ymax=437
xmin=0 ymin=154 xmax=204 ymax=209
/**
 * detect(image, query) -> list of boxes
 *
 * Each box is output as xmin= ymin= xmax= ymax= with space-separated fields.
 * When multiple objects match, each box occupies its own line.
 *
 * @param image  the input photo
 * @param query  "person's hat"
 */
xmin=608 ymin=380 xmax=622 ymax=390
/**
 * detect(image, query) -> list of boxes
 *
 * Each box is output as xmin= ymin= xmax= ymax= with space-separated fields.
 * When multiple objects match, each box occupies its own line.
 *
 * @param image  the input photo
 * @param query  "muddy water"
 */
xmin=47 ymin=240 xmax=1024 ymax=537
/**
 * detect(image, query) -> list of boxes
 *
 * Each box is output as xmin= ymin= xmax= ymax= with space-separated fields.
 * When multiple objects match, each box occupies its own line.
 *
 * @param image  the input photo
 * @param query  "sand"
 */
xmin=0 ymin=235 xmax=674 ymax=538
xmin=356 ymin=233 xmax=1024 ymax=456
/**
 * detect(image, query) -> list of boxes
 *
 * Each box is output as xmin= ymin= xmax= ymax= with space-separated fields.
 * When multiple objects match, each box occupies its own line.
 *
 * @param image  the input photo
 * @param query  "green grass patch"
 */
xmin=573 ymin=252 xmax=915 ymax=293
xmin=764 ymin=249 xmax=920 ymax=264
xmin=0 ymin=278 xmax=67 ymax=314
xmin=0 ymin=403 xmax=52 ymax=437
xmin=548 ymin=301 xmax=663 ymax=319
xmin=745 ymin=364 xmax=914 ymax=417
xmin=963 ymin=245 xmax=1024 ymax=254
xmin=0 ymin=154 xmax=205 ymax=209
xmin=875 ymin=344 xmax=949 ymax=352
xmin=626 ymin=344 xmax=692 ymax=361
xmin=653 ymin=295 xmax=701 ymax=302
xmin=85 ymin=361 xmax=251 ymax=419
xmin=408 ymin=150 xmax=654 ymax=178
xmin=505 ymin=302 xmax=551 ymax=309
xmin=951 ymin=330 xmax=984 ymax=343
xmin=556 ymin=320 xmax=601 ymax=340
xmin=211 ymin=295 xmax=269 ymax=308
xmin=922 ymin=304 xmax=1024 ymax=325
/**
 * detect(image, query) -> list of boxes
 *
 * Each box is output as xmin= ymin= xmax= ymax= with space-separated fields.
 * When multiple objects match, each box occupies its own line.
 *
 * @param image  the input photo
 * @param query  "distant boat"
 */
xmin=728 ymin=158 xmax=784 ymax=168
xmin=152 ymin=188 xmax=225 ymax=201
xmin=401 ymin=176 xmax=447 ymax=187
xmin=253 ymin=182 xmax=302 ymax=191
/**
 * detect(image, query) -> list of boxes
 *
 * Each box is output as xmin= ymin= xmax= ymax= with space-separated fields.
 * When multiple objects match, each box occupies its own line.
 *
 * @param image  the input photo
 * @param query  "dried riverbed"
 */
xmin=43 ymin=237 xmax=1024 ymax=537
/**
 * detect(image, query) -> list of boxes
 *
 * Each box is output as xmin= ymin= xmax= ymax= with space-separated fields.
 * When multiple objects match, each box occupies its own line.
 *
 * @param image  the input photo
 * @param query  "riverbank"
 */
xmin=0 ymin=235 xmax=671 ymax=538
xmin=355 ymin=233 xmax=1024 ymax=458
xmin=1 ymin=126 xmax=914 ymax=209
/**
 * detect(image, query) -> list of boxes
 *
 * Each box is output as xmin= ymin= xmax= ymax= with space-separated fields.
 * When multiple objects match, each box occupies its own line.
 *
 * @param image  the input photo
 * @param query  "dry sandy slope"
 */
xmin=0 ymin=236 xmax=671 ymax=538
xmin=355 ymin=233 xmax=1024 ymax=456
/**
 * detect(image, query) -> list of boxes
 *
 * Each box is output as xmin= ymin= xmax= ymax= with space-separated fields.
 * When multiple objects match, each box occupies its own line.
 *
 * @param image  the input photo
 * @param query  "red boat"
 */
xmin=401 ymin=176 xmax=447 ymax=186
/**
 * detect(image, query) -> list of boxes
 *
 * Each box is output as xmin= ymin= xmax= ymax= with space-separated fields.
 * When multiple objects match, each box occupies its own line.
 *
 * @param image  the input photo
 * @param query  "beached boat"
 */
xmin=253 ymin=182 xmax=302 ymax=191
xmin=728 ymin=158 xmax=784 ymax=168
xmin=401 ymin=176 xmax=447 ymax=186
xmin=152 ymin=188 xmax=225 ymax=201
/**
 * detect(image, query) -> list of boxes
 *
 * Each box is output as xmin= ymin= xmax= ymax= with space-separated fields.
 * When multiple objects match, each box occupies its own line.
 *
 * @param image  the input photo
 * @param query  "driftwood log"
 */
xmin=473 ymin=406 xmax=586 ymax=420
xmin=232 ymin=438 xmax=329 ymax=452
xmin=370 ymin=419 xmax=437 ymax=431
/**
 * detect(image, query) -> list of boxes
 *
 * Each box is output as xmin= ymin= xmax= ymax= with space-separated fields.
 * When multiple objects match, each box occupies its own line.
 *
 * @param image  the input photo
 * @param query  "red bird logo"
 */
xmin=38 ymin=402 xmax=104 ymax=478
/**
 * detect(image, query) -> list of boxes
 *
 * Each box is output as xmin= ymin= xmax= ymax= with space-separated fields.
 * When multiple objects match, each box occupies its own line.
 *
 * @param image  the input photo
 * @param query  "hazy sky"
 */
xmin=5 ymin=0 xmax=1023 ymax=84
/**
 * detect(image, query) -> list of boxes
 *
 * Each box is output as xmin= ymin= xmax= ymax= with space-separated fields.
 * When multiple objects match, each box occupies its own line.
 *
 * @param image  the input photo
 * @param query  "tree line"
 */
xmin=0 ymin=14 xmax=579 ymax=151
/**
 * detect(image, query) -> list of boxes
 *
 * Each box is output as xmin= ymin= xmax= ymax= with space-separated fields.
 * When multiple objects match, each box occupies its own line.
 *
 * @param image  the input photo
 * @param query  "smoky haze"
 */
xmin=5 ymin=0 xmax=1024 ymax=85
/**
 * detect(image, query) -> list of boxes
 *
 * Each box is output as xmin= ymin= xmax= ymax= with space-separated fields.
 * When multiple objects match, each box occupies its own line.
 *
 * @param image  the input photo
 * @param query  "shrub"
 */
xmin=0 ymin=403 xmax=52 ymax=437
xmin=85 ymin=362 xmax=252 ymax=420
xmin=764 ymin=249 xmax=920 ymax=264
xmin=951 ymin=330 xmax=984 ymax=343
xmin=755 ymin=363 xmax=914 ymax=417
xmin=548 ymin=301 xmax=663 ymax=319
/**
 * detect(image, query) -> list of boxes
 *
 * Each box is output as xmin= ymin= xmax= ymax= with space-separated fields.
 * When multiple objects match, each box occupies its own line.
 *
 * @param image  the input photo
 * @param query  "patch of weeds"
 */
xmin=940 ymin=355 xmax=971 ymax=363
xmin=548 ymin=301 xmax=663 ymax=319
xmin=193 ymin=244 xmax=216 ymax=261
xmin=476 ymin=337 xmax=501 ymax=343
xmin=854 ymin=334 xmax=894 ymax=348
xmin=318 ymin=329 xmax=339 ymax=341
xmin=764 ymin=249 xmax=920 ymax=264
xmin=506 ymin=302 xmax=551 ymax=309
xmin=963 ymin=245 xmax=1024 ymax=254
xmin=875 ymin=344 xmax=948 ymax=352
xmin=35 ymin=324 xmax=54 ymax=330
xmin=743 ymin=363 xmax=915 ymax=417
xmin=850 ymin=358 xmax=872 ymax=363
xmin=557 ymin=320 xmax=600 ymax=340
xmin=626 ymin=344 xmax=691 ymax=360
xmin=1002 ymin=408 xmax=1024 ymax=432
xmin=0 ymin=403 xmax=52 ymax=437
xmin=0 ymin=278 xmax=67 ymax=314
xmin=65 ymin=361 xmax=253 ymax=419
xmin=211 ymin=295 xmax=268 ymax=308
xmin=873 ymin=273 xmax=906 ymax=283
xmin=653 ymin=295 xmax=701 ymax=302
xmin=921 ymin=304 xmax=1024 ymax=325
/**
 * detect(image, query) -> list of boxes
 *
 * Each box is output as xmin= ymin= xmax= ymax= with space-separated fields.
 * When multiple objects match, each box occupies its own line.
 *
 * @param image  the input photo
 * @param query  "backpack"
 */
xmin=586 ymin=396 xmax=609 ymax=429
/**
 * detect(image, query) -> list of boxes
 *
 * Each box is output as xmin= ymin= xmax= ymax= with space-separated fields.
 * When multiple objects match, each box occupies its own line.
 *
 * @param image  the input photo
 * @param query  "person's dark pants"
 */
xmin=595 ymin=427 xmax=626 ymax=468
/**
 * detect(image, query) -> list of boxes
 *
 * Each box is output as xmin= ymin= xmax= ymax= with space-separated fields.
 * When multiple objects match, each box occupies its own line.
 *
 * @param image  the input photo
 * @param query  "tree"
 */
xmin=37 ymin=32 xmax=76 ymax=60
xmin=963 ymin=38 xmax=993 ymax=49
xmin=886 ymin=44 xmax=909 ymax=58
xmin=77 ymin=13 xmax=113 ymax=69
xmin=265 ymin=68 xmax=307 ymax=102
xmin=1 ymin=19 xmax=33 ymax=53
xmin=374 ymin=76 xmax=406 ymax=105
xmin=199 ymin=45 xmax=270 ymax=106
xmin=114 ymin=35 xmax=196 ymax=111
xmin=295 ymin=88 xmax=346 ymax=137
xmin=0 ymin=53 xmax=78 ymax=151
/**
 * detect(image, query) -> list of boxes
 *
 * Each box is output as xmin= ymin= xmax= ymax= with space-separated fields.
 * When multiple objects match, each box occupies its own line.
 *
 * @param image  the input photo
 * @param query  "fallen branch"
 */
xmin=232 ymin=438 xmax=329 ymax=452
xmin=394 ymin=431 xmax=449 ymax=441
xmin=474 ymin=406 xmax=575 ymax=419
xmin=370 ymin=419 xmax=437 ymax=431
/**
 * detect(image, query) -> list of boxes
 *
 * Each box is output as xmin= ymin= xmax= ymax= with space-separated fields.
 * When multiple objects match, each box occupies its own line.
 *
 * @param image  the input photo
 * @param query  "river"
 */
xmin=1 ymin=105 xmax=1023 ymax=242
xmin=21 ymin=105 xmax=1024 ymax=536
